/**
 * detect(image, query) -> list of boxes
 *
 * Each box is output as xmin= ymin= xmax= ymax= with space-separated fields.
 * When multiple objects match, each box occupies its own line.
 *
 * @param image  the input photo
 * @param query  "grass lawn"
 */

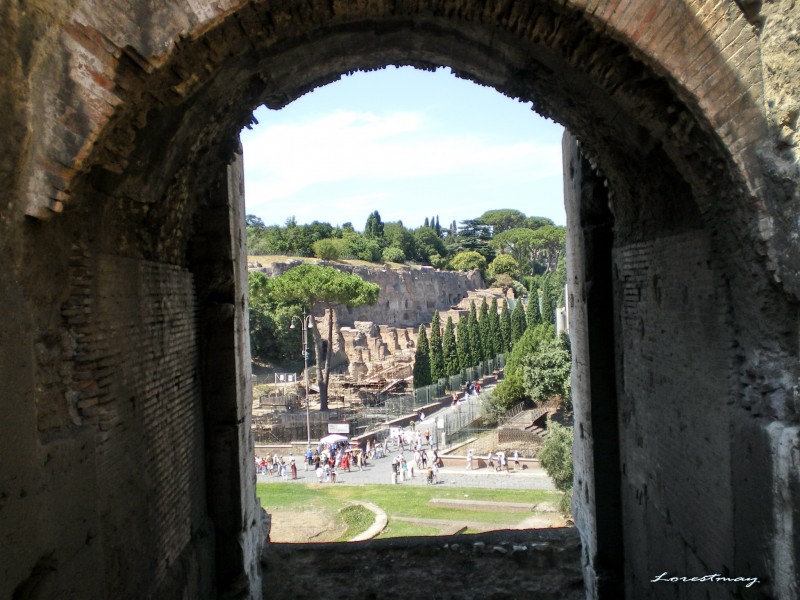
xmin=257 ymin=482 xmax=564 ymax=540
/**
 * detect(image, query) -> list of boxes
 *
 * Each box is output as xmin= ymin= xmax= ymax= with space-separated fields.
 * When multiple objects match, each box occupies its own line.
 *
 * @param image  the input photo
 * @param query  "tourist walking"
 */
xmin=466 ymin=449 xmax=474 ymax=470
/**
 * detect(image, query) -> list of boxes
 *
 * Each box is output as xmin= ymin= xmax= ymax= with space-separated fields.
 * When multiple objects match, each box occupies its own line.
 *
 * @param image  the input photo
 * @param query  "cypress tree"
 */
xmin=478 ymin=299 xmax=492 ymax=360
xmin=413 ymin=325 xmax=432 ymax=388
xmin=423 ymin=217 xmax=430 ymax=228
xmin=525 ymin=290 xmax=542 ymax=327
xmin=456 ymin=316 xmax=471 ymax=371
xmin=511 ymin=299 xmax=527 ymax=346
xmin=489 ymin=297 xmax=502 ymax=358
xmin=540 ymin=275 xmax=556 ymax=325
xmin=442 ymin=316 xmax=459 ymax=376
xmin=468 ymin=301 xmax=483 ymax=366
xmin=429 ymin=310 xmax=445 ymax=382
xmin=500 ymin=299 xmax=512 ymax=353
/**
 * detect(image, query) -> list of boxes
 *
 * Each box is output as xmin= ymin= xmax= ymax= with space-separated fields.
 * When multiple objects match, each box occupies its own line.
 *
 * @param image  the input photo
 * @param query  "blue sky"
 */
xmin=240 ymin=66 xmax=566 ymax=229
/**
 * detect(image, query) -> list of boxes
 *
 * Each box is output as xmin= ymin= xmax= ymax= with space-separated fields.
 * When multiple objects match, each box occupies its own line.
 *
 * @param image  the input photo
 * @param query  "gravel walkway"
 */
xmin=257 ymin=451 xmax=555 ymax=490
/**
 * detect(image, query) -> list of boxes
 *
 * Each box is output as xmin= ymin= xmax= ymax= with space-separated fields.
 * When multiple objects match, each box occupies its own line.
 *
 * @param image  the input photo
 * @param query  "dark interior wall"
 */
xmin=564 ymin=133 xmax=624 ymax=599
xmin=614 ymin=230 xmax=735 ymax=598
xmin=0 ymin=201 xmax=217 ymax=599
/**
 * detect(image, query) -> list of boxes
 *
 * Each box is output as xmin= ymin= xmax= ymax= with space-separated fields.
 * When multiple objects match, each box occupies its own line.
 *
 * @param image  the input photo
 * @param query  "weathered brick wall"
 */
xmin=614 ymin=233 xmax=735 ymax=597
xmin=61 ymin=254 xmax=212 ymax=598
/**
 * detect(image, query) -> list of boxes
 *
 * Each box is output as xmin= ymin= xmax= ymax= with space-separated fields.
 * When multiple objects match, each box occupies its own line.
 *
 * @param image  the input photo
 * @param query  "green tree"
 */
xmin=442 ymin=316 xmax=460 ymax=376
xmin=510 ymin=299 xmax=527 ymax=346
xmin=524 ymin=216 xmax=555 ymax=230
xmin=456 ymin=316 xmax=471 ymax=371
xmin=450 ymin=250 xmax=488 ymax=273
xmin=522 ymin=339 xmax=572 ymax=408
xmin=539 ymin=274 xmax=557 ymax=325
xmin=270 ymin=264 xmax=379 ymax=410
xmin=478 ymin=299 xmax=492 ymax=360
xmin=245 ymin=214 xmax=266 ymax=230
xmin=247 ymin=271 xmax=302 ymax=362
xmin=468 ymin=301 xmax=483 ymax=365
xmin=343 ymin=232 xmax=381 ymax=262
xmin=429 ymin=310 xmax=445 ymax=382
xmin=489 ymin=297 xmax=502 ymax=358
xmin=491 ymin=323 xmax=555 ymax=410
xmin=312 ymin=238 xmax=341 ymax=260
xmin=488 ymin=254 xmax=521 ymax=280
xmin=413 ymin=325 xmax=432 ymax=388
xmin=381 ymin=246 xmax=405 ymax=263
xmin=528 ymin=225 xmax=567 ymax=274
xmin=453 ymin=219 xmax=495 ymax=263
xmin=383 ymin=221 xmax=415 ymax=259
xmin=412 ymin=226 xmax=447 ymax=264
xmin=490 ymin=227 xmax=538 ymax=275
xmin=364 ymin=210 xmax=384 ymax=240
xmin=478 ymin=208 xmax=528 ymax=234
xmin=539 ymin=420 xmax=573 ymax=514
xmin=500 ymin=299 xmax=512 ymax=353
xmin=525 ymin=291 xmax=542 ymax=327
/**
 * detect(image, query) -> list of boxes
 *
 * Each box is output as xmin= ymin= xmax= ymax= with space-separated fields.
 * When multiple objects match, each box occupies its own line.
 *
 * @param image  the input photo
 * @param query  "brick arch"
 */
xmin=26 ymin=0 xmax=762 ymax=219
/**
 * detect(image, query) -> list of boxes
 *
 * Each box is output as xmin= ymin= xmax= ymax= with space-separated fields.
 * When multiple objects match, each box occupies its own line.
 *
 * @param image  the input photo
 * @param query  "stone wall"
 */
xmin=261 ymin=528 xmax=583 ymax=600
xmin=254 ymin=260 xmax=483 ymax=327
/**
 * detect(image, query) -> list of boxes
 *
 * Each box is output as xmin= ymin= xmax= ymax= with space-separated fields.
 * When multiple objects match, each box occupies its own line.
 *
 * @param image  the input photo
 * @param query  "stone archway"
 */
xmin=1 ymin=2 xmax=798 ymax=599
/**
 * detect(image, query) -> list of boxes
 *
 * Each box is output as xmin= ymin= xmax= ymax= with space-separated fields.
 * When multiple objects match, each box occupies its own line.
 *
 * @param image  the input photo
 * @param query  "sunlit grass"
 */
xmin=257 ymin=482 xmax=562 ymax=532
xmin=336 ymin=504 xmax=375 ymax=541
xmin=376 ymin=521 xmax=442 ymax=539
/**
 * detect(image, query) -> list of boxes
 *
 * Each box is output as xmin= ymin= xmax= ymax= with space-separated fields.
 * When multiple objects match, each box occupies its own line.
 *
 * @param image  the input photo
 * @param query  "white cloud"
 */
xmin=242 ymin=109 xmax=562 ymax=221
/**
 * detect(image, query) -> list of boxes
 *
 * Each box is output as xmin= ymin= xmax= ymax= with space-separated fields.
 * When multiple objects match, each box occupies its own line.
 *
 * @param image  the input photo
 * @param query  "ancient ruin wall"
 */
xmin=255 ymin=261 xmax=483 ymax=327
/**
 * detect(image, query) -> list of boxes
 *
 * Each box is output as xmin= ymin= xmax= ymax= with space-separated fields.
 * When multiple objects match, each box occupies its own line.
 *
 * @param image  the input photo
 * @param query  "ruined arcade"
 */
xmin=1 ymin=1 xmax=799 ymax=599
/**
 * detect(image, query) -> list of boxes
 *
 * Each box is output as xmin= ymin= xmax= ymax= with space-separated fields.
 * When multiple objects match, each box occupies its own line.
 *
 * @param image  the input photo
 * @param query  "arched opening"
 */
xmin=242 ymin=64 xmax=572 ymax=543
xmin=9 ymin=3 xmax=795 ymax=600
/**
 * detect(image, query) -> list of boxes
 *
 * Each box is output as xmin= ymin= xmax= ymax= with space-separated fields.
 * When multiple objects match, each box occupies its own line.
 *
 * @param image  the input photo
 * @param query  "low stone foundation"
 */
xmin=261 ymin=528 xmax=582 ymax=600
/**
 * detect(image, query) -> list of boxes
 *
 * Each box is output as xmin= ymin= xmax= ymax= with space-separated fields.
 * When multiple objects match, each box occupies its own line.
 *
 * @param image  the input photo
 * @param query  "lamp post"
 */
xmin=290 ymin=311 xmax=314 ymax=448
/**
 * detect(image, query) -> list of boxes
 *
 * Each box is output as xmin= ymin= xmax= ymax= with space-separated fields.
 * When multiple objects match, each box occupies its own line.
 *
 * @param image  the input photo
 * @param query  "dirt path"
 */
xmin=268 ymin=510 xmax=346 ymax=543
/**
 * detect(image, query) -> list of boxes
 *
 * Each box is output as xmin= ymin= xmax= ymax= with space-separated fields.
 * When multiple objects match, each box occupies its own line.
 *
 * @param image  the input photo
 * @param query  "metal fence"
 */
xmin=387 ymin=354 xmax=506 ymax=418
xmin=251 ymin=354 xmax=505 ymax=444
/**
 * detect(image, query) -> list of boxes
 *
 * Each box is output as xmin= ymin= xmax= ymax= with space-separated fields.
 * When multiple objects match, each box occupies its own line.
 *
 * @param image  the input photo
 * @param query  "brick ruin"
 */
xmin=1 ymin=2 xmax=799 ymax=599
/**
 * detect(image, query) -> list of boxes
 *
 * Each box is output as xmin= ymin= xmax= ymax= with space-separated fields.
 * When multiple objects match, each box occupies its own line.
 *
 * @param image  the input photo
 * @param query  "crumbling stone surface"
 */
xmin=255 ymin=259 xmax=484 ymax=327
xmin=262 ymin=528 xmax=584 ymax=600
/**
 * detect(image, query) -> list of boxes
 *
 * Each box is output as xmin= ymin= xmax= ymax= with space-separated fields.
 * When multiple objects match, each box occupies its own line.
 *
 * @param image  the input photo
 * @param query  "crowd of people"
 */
xmin=464 ymin=448 xmax=521 ymax=471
